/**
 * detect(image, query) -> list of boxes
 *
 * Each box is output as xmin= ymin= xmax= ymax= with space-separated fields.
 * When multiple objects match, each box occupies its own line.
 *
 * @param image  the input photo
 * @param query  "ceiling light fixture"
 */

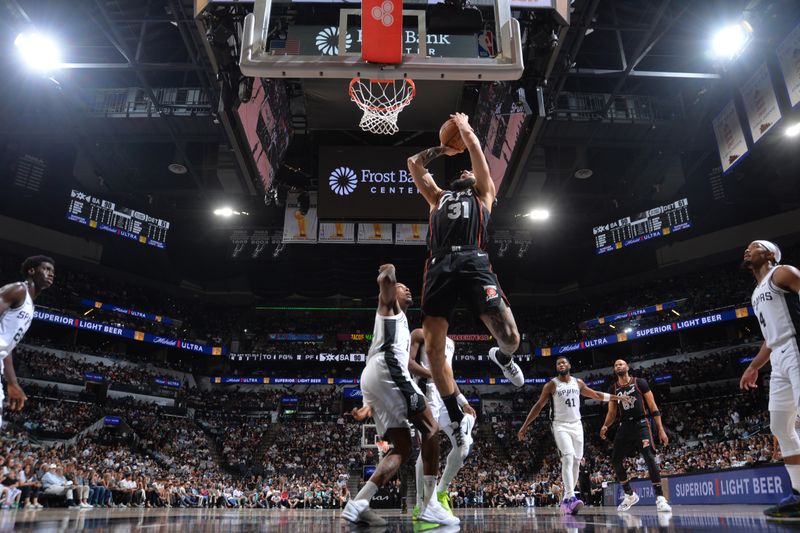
xmin=527 ymin=208 xmax=550 ymax=221
xmin=786 ymin=123 xmax=800 ymax=138
xmin=14 ymin=32 xmax=61 ymax=71
xmin=711 ymin=21 xmax=753 ymax=60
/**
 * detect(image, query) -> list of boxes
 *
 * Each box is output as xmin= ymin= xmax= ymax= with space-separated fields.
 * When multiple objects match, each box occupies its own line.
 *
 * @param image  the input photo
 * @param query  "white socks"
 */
xmin=423 ymin=476 xmax=437 ymax=507
xmin=355 ymin=481 xmax=378 ymax=502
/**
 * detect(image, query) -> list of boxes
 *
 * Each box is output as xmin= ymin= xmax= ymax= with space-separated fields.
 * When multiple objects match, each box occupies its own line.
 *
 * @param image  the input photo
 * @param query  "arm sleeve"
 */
xmin=637 ymin=378 xmax=651 ymax=394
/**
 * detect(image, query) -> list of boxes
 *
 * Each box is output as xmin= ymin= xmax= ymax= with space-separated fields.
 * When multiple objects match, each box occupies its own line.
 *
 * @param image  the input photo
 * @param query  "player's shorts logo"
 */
xmin=329 ymin=167 xmax=358 ymax=196
xmin=484 ymin=285 xmax=498 ymax=301
xmin=315 ymin=26 xmax=353 ymax=56
xmin=642 ymin=439 xmax=650 ymax=448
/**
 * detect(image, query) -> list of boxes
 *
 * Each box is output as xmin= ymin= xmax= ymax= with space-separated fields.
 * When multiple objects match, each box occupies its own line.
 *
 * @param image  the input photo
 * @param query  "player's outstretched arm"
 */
xmin=450 ymin=113 xmax=495 ymax=206
xmin=518 ymin=381 xmax=554 ymax=441
xmin=577 ymin=379 xmax=632 ymax=406
xmin=377 ymin=264 xmax=397 ymax=315
xmin=407 ymin=148 xmax=448 ymax=206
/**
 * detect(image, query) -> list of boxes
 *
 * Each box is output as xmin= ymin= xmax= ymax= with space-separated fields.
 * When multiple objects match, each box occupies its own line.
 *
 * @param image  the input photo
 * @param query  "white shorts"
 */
xmin=769 ymin=338 xmax=800 ymax=412
xmin=552 ymin=420 xmax=584 ymax=459
xmin=361 ymin=355 xmax=426 ymax=438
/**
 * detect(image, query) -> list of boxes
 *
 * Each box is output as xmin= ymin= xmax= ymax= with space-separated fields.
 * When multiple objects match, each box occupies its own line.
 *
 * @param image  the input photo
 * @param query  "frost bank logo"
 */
xmin=315 ymin=26 xmax=352 ymax=56
xmin=329 ymin=167 xmax=358 ymax=196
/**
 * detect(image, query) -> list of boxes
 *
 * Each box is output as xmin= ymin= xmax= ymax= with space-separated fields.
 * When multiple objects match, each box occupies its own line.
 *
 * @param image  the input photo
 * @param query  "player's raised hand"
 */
xmin=449 ymin=113 xmax=471 ymax=131
xmin=740 ymin=366 xmax=758 ymax=390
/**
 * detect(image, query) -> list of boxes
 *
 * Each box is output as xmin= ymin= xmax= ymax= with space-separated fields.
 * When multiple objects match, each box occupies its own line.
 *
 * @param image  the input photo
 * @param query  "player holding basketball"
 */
xmin=342 ymin=264 xmax=457 ymax=527
xmin=407 ymin=112 xmax=524 ymax=449
xmin=600 ymin=359 xmax=671 ymax=513
xmin=740 ymin=240 xmax=800 ymax=518
xmin=0 ymin=255 xmax=55 ymax=425
xmin=408 ymin=328 xmax=476 ymax=520
xmin=517 ymin=356 xmax=633 ymax=515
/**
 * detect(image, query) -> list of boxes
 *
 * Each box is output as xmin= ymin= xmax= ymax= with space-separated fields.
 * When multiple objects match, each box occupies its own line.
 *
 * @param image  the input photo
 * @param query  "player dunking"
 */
xmin=739 ymin=240 xmax=800 ymax=518
xmin=600 ymin=360 xmax=671 ymax=512
xmin=342 ymin=264 xmax=457 ymax=527
xmin=517 ymin=356 xmax=632 ymax=515
xmin=407 ymin=112 xmax=524 ymax=448
xmin=408 ymin=329 xmax=476 ymax=520
xmin=0 ymin=256 xmax=55 ymax=425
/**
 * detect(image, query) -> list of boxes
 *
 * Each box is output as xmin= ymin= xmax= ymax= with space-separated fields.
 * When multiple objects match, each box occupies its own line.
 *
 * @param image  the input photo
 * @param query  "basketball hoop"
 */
xmin=349 ymin=78 xmax=415 ymax=135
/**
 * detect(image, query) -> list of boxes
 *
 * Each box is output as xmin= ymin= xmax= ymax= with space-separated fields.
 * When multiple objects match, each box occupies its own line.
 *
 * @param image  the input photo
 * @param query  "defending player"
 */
xmin=739 ymin=240 xmax=800 ymax=518
xmin=342 ymin=264 xmax=457 ymax=527
xmin=517 ymin=356 xmax=632 ymax=515
xmin=408 ymin=329 xmax=476 ymax=520
xmin=600 ymin=360 xmax=671 ymax=512
xmin=0 ymin=255 xmax=55 ymax=425
xmin=407 ymin=112 xmax=524 ymax=447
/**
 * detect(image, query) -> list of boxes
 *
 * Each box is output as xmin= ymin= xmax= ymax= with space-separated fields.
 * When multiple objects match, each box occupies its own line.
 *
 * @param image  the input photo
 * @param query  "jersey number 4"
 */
xmin=446 ymin=200 xmax=471 ymax=220
xmin=759 ymin=312 xmax=766 ymax=328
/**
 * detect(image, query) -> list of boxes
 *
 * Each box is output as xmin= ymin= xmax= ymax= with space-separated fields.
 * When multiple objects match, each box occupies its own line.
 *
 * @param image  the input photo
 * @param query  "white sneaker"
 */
xmin=341 ymin=499 xmax=386 ymax=527
xmin=451 ymin=413 xmax=475 ymax=457
xmin=617 ymin=491 xmax=639 ymax=512
xmin=656 ymin=495 xmax=672 ymax=512
xmin=488 ymin=348 xmax=524 ymax=387
xmin=80 ymin=502 xmax=92 ymax=508
xmin=418 ymin=498 xmax=460 ymax=526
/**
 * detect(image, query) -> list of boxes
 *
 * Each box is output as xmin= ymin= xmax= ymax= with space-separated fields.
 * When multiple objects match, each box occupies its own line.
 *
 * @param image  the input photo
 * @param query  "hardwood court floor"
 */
xmin=2 ymin=505 xmax=798 ymax=532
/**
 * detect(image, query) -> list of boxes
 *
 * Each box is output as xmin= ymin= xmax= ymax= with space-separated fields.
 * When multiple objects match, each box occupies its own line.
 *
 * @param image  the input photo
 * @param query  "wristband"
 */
xmin=456 ymin=394 xmax=469 ymax=408
xmin=602 ymin=392 xmax=611 ymax=402
xmin=651 ymin=410 xmax=661 ymax=417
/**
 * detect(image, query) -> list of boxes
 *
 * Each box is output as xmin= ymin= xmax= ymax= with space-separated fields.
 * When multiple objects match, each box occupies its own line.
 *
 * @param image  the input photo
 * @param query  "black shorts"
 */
xmin=611 ymin=420 xmax=655 ymax=462
xmin=421 ymin=249 xmax=508 ymax=319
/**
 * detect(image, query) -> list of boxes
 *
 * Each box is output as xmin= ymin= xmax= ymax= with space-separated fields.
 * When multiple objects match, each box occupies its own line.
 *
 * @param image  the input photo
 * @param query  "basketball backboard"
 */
xmin=239 ymin=0 xmax=524 ymax=80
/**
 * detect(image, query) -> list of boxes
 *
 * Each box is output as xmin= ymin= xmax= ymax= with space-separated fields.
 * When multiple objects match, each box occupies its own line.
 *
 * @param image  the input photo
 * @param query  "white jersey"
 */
xmin=751 ymin=266 xmax=800 ymax=349
xmin=550 ymin=376 xmax=581 ymax=424
xmin=418 ymin=337 xmax=455 ymax=405
xmin=367 ymin=311 xmax=411 ymax=368
xmin=0 ymin=283 xmax=34 ymax=363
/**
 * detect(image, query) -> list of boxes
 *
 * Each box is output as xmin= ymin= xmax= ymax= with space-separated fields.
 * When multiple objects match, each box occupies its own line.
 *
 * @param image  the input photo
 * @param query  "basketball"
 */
xmin=439 ymin=118 xmax=466 ymax=152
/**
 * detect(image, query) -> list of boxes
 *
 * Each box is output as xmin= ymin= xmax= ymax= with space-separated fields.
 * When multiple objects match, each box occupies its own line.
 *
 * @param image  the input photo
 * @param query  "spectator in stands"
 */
xmin=19 ymin=462 xmax=42 ymax=509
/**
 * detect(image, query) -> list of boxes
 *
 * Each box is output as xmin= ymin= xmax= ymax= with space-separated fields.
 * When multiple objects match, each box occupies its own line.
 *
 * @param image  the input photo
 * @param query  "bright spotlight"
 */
xmin=14 ymin=32 xmax=61 ymax=71
xmin=711 ymin=22 xmax=752 ymax=60
xmin=528 ymin=209 xmax=550 ymax=221
xmin=214 ymin=207 xmax=235 ymax=217
xmin=786 ymin=123 xmax=800 ymax=138
xmin=624 ymin=327 xmax=633 ymax=334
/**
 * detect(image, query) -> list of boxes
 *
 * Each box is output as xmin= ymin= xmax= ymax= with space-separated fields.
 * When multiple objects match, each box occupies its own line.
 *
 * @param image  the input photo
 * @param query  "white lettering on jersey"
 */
xmin=0 ymin=284 xmax=34 ymax=361
xmin=751 ymin=266 xmax=798 ymax=348
xmin=551 ymin=376 xmax=581 ymax=423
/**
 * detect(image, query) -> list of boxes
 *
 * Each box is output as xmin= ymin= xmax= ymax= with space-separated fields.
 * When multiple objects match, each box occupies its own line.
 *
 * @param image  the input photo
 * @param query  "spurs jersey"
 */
xmin=0 ymin=283 xmax=34 ymax=363
xmin=751 ymin=266 xmax=800 ymax=349
xmin=550 ymin=376 xmax=581 ymax=423
xmin=428 ymin=189 xmax=490 ymax=255
xmin=418 ymin=337 xmax=455 ymax=405
xmin=367 ymin=311 xmax=411 ymax=369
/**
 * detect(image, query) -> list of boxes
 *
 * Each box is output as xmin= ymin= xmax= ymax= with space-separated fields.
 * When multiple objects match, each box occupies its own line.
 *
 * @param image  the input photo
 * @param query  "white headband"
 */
xmin=753 ymin=240 xmax=782 ymax=264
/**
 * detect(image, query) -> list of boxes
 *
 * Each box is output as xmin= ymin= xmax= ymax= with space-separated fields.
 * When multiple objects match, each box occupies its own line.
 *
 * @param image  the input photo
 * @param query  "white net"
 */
xmin=349 ymin=78 xmax=416 ymax=135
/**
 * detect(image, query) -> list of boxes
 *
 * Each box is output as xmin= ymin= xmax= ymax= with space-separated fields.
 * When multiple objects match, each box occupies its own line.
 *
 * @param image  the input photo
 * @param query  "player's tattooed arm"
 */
xmin=410 ymin=146 xmax=448 ymax=167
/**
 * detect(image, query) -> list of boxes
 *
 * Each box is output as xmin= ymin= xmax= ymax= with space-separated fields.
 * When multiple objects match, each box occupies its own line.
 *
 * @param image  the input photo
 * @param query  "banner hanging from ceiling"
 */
xmin=283 ymin=192 xmax=318 ymax=243
xmin=357 ymin=223 xmax=393 ymax=244
xmin=319 ymin=222 xmax=355 ymax=243
xmin=740 ymin=63 xmax=781 ymax=143
xmin=712 ymin=100 xmax=748 ymax=173
xmin=395 ymin=223 xmax=427 ymax=245
xmin=776 ymin=22 xmax=800 ymax=107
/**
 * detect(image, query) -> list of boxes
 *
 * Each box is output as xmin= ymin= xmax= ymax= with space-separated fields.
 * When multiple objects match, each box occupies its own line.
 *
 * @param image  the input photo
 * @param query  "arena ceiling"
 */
xmin=1 ymin=0 xmax=799 ymax=301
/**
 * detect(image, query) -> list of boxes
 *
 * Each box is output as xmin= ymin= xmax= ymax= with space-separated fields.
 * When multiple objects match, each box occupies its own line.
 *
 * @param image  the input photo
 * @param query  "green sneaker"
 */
xmin=412 ymin=504 xmax=420 ymax=521
xmin=437 ymin=491 xmax=453 ymax=516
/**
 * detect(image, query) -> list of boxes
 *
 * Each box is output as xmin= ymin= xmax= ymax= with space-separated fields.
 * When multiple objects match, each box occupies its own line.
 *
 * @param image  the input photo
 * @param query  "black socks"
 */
xmin=494 ymin=349 xmax=512 ymax=366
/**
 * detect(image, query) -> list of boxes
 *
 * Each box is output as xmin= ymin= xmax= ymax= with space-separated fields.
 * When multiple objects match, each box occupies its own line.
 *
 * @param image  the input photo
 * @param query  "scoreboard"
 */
xmin=593 ymin=198 xmax=691 ymax=255
xmin=66 ymin=189 xmax=170 ymax=249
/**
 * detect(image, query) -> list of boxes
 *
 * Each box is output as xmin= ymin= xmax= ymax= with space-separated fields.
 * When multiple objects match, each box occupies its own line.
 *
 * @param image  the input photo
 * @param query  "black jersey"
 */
xmin=610 ymin=377 xmax=651 ymax=423
xmin=428 ymin=189 xmax=490 ymax=255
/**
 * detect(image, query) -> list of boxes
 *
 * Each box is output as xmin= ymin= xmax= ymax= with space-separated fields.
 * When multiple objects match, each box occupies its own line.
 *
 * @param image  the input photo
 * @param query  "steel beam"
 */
xmin=568 ymin=68 xmax=720 ymax=79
